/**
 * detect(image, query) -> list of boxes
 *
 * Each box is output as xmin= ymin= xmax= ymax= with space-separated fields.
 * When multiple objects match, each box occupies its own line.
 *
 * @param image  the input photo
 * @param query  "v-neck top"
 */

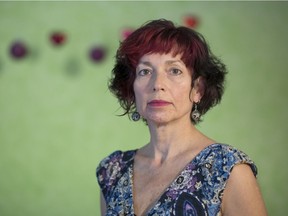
xmin=96 ymin=143 xmax=257 ymax=216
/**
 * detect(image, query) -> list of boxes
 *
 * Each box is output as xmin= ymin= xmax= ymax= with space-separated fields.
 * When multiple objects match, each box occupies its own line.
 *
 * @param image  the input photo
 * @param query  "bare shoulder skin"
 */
xmin=221 ymin=164 xmax=267 ymax=216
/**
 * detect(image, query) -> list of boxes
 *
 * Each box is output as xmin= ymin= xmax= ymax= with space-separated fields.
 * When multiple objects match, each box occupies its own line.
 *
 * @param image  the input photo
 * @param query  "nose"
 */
xmin=152 ymin=72 xmax=165 ymax=92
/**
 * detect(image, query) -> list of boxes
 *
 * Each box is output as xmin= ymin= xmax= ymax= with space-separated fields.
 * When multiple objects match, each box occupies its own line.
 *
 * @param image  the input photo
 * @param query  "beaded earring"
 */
xmin=131 ymin=111 xmax=140 ymax=121
xmin=191 ymin=103 xmax=201 ymax=122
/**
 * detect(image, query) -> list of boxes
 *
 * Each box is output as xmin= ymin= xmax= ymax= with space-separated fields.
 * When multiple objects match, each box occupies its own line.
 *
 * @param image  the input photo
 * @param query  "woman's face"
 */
xmin=133 ymin=52 xmax=200 ymax=125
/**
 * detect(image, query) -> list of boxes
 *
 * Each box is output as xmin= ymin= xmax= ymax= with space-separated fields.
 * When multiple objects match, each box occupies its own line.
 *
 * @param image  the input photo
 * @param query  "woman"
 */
xmin=96 ymin=19 xmax=267 ymax=215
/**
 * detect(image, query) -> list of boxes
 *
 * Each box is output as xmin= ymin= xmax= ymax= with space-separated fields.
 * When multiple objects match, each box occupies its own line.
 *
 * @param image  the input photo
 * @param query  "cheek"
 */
xmin=176 ymin=81 xmax=192 ymax=95
xmin=176 ymin=85 xmax=193 ymax=104
xmin=133 ymin=82 xmax=139 ymax=98
xmin=133 ymin=82 xmax=144 ymax=105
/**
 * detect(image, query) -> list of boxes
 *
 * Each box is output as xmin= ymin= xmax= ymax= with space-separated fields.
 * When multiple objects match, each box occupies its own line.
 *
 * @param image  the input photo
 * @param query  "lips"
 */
xmin=147 ymin=100 xmax=171 ymax=107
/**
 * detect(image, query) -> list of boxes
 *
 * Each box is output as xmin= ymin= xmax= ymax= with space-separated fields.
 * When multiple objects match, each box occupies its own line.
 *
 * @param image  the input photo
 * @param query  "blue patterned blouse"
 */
xmin=96 ymin=143 xmax=257 ymax=215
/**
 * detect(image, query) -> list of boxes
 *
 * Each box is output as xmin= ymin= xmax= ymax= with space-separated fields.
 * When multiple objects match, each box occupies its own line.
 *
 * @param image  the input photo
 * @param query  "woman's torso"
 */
xmin=96 ymin=143 xmax=257 ymax=216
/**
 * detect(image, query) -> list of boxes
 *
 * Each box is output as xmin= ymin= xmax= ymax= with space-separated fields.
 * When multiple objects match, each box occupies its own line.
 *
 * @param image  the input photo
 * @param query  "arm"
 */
xmin=221 ymin=164 xmax=267 ymax=216
xmin=100 ymin=192 xmax=107 ymax=216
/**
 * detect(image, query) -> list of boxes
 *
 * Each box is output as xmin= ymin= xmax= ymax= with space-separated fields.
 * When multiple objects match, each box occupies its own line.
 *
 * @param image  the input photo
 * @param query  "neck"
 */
xmin=142 ymin=119 xmax=208 ymax=165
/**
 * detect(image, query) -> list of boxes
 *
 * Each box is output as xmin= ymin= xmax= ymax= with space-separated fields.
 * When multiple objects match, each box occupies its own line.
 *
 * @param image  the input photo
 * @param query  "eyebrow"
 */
xmin=137 ymin=60 xmax=184 ymax=67
xmin=137 ymin=61 xmax=153 ymax=67
xmin=165 ymin=60 xmax=184 ymax=65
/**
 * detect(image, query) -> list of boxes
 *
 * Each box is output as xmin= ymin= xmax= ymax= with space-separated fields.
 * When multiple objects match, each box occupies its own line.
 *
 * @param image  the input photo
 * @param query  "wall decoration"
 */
xmin=183 ymin=14 xmax=200 ymax=29
xmin=65 ymin=57 xmax=81 ymax=76
xmin=50 ymin=31 xmax=66 ymax=46
xmin=9 ymin=41 xmax=28 ymax=59
xmin=121 ymin=28 xmax=134 ymax=41
xmin=89 ymin=46 xmax=107 ymax=63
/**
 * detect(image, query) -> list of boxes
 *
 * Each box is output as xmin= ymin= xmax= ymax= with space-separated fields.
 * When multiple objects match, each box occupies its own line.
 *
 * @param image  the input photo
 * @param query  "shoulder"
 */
xmin=199 ymin=143 xmax=257 ymax=176
xmin=96 ymin=150 xmax=136 ymax=196
xmin=221 ymin=156 xmax=267 ymax=215
xmin=191 ymin=144 xmax=260 ymax=214
xmin=96 ymin=150 xmax=136 ymax=178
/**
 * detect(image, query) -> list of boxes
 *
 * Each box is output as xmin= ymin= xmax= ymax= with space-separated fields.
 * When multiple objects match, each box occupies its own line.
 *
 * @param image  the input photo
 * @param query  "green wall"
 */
xmin=0 ymin=2 xmax=287 ymax=215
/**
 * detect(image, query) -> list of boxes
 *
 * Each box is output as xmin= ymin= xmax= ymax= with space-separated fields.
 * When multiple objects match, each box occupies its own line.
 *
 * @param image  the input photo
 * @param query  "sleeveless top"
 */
xmin=96 ymin=143 xmax=257 ymax=215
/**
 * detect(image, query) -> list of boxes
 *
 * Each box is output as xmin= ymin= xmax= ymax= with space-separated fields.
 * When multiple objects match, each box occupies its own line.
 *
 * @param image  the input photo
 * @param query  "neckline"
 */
xmin=130 ymin=143 xmax=219 ymax=215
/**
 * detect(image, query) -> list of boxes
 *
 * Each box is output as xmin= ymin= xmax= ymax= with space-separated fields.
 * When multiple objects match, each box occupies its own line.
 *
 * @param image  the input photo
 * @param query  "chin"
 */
xmin=146 ymin=116 xmax=170 ymax=125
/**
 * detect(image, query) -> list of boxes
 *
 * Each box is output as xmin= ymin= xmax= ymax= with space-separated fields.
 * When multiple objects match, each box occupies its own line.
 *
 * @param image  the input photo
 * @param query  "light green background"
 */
xmin=0 ymin=1 xmax=287 ymax=216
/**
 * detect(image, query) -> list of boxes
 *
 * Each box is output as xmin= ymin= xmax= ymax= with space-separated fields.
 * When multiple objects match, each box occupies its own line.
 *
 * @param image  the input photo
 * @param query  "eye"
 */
xmin=137 ymin=69 xmax=151 ymax=76
xmin=169 ymin=68 xmax=182 ymax=75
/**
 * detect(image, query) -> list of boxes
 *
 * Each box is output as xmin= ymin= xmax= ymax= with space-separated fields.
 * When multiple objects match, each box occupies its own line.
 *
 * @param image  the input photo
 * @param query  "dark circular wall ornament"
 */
xmin=89 ymin=46 xmax=106 ymax=63
xmin=10 ymin=41 xmax=28 ymax=59
xmin=50 ymin=32 xmax=66 ymax=46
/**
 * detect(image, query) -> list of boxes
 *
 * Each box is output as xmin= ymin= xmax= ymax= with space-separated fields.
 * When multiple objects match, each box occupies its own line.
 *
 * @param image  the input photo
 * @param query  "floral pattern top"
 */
xmin=96 ymin=143 xmax=257 ymax=216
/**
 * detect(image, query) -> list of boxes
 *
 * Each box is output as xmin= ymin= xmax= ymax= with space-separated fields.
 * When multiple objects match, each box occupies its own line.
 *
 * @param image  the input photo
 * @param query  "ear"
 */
xmin=191 ymin=76 xmax=205 ymax=102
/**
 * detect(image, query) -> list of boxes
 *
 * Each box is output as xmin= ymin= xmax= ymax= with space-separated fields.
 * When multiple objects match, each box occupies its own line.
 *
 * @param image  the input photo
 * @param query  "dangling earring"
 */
xmin=191 ymin=103 xmax=201 ymax=122
xmin=131 ymin=111 xmax=140 ymax=121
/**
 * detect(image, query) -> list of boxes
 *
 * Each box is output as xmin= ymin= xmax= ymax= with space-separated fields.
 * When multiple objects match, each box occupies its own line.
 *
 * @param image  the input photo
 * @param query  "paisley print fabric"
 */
xmin=96 ymin=143 xmax=257 ymax=215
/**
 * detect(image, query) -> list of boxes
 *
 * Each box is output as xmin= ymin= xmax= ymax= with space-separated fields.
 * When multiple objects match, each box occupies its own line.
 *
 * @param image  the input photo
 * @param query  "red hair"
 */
xmin=109 ymin=19 xmax=227 ymax=123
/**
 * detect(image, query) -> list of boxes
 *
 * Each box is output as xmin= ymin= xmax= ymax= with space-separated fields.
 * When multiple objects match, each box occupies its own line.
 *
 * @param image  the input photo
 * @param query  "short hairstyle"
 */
xmin=109 ymin=19 xmax=227 ymax=123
